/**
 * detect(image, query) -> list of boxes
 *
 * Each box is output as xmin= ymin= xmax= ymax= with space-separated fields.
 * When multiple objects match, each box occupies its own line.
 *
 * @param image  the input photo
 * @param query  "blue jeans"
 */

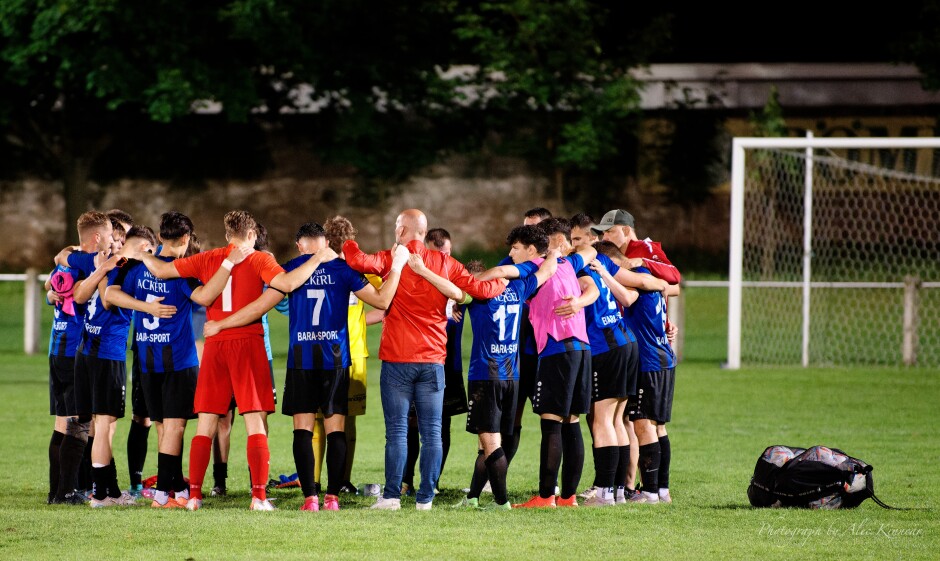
xmin=380 ymin=362 xmax=444 ymax=504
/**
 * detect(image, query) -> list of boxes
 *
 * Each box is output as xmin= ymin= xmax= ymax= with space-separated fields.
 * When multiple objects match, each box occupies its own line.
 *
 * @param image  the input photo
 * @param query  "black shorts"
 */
xmin=74 ymin=353 xmax=127 ymax=419
xmin=591 ymin=345 xmax=630 ymax=402
xmin=517 ymin=351 xmax=538 ymax=403
xmin=533 ymin=350 xmax=591 ymax=418
xmin=130 ymin=353 xmax=149 ymax=418
xmin=628 ymin=367 xmax=676 ymax=424
xmin=466 ymin=379 xmax=519 ymax=435
xmin=624 ymin=341 xmax=639 ymax=398
xmin=282 ymin=367 xmax=349 ymax=417
xmin=49 ymin=355 xmax=76 ymax=417
xmin=442 ymin=366 xmax=469 ymax=416
xmin=141 ymin=367 xmax=198 ymax=423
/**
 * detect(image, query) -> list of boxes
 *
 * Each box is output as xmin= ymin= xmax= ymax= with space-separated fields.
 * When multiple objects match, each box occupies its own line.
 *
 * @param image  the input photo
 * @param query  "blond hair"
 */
xmin=223 ymin=210 xmax=257 ymax=241
xmin=76 ymin=211 xmax=110 ymax=237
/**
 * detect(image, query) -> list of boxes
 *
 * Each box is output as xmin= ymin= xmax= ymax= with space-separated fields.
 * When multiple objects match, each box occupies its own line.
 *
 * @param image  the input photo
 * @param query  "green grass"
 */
xmin=0 ymin=285 xmax=938 ymax=560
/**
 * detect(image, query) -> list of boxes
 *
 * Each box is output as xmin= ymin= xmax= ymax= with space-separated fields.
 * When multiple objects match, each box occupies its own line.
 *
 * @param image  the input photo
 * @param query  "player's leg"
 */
xmin=372 ymin=362 xmax=414 ymax=510
xmin=558 ymin=350 xmax=590 ymax=505
xmin=342 ymin=354 xmax=367 ymax=492
xmin=656 ymin=366 xmax=676 ymax=503
xmin=211 ymin=402 xmax=234 ymax=496
xmin=311 ymin=416 xmax=326 ymax=493
xmin=461 ymin=380 xmax=490 ymax=506
xmin=507 ymin=351 xmax=537 ymax=465
xmin=126 ymin=354 xmax=151 ymax=498
xmin=229 ymin=337 xmax=276 ymax=509
xmin=188 ymin=339 xmax=233 ymax=508
xmin=412 ymin=364 xmax=445 ymax=508
xmin=320 ymin=366 xmax=350 ymax=510
xmin=292 ymin=411 xmax=319 ymax=511
xmin=90 ymin=357 xmax=130 ymax=506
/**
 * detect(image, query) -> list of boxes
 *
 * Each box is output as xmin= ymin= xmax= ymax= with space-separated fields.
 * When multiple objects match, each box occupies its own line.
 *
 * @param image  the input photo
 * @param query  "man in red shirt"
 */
xmin=138 ymin=210 xmax=337 ymax=511
xmin=343 ymin=209 xmax=505 ymax=510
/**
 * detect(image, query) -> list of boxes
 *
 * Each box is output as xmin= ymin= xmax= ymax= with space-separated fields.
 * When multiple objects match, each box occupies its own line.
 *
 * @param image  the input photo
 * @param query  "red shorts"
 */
xmin=195 ymin=336 xmax=274 ymax=415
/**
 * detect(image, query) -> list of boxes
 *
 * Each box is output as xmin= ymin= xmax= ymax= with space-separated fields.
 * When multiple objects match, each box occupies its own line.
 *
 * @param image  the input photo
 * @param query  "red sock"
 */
xmin=189 ymin=435 xmax=212 ymax=500
xmin=247 ymin=434 xmax=270 ymax=501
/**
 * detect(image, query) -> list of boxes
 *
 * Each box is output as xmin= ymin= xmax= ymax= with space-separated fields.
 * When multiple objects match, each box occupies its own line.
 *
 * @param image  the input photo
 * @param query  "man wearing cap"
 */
xmin=592 ymin=209 xmax=679 ymax=504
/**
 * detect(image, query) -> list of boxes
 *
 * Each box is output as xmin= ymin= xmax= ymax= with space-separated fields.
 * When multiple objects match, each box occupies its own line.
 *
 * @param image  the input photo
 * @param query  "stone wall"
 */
xmin=0 ymin=158 xmax=730 ymax=271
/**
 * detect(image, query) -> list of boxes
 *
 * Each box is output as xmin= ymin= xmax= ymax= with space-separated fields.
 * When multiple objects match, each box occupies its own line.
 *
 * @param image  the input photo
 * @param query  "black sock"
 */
xmin=213 ymin=462 xmax=228 ymax=491
xmin=638 ymin=442 xmax=661 ymax=494
xmin=126 ymin=421 xmax=150 ymax=488
xmin=292 ymin=429 xmax=316 ymax=498
xmin=560 ymin=422 xmax=585 ymax=499
xmin=484 ymin=448 xmax=509 ymax=505
xmin=659 ymin=435 xmax=671 ymax=490
xmin=615 ymin=445 xmax=630 ymax=491
xmin=57 ymin=420 xmax=88 ymax=499
xmin=92 ymin=466 xmax=108 ymax=500
xmin=504 ymin=428 xmax=522 ymax=465
xmin=402 ymin=424 xmax=419 ymax=488
xmin=325 ymin=431 xmax=347 ymax=496
xmin=538 ymin=419 xmax=563 ymax=499
xmin=440 ymin=415 xmax=451 ymax=480
xmin=172 ymin=453 xmax=187 ymax=494
xmin=593 ymin=446 xmax=618 ymax=490
xmin=467 ymin=450 xmax=486 ymax=500
xmin=156 ymin=452 xmax=174 ymax=493
xmin=49 ymin=431 xmax=64 ymax=499
xmin=79 ymin=435 xmax=94 ymax=491
xmin=107 ymin=461 xmax=121 ymax=498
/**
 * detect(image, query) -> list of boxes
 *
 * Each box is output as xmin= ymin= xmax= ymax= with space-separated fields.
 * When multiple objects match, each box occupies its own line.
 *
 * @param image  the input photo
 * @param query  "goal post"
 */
xmin=728 ymin=136 xmax=940 ymax=369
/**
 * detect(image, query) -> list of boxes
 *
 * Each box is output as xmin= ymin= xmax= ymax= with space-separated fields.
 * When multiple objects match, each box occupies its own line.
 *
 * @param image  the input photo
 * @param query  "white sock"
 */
xmin=616 ymin=486 xmax=625 ymax=500
xmin=154 ymin=490 xmax=170 ymax=505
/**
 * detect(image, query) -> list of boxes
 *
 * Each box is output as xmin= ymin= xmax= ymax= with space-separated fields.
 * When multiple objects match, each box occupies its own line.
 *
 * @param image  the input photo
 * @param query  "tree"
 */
xmin=0 ymin=0 xmax=318 ymax=242
xmin=451 ymin=1 xmax=672 ymax=210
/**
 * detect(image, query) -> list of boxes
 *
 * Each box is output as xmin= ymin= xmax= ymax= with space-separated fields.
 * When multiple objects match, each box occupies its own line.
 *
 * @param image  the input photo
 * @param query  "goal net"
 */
xmin=728 ymin=136 xmax=940 ymax=368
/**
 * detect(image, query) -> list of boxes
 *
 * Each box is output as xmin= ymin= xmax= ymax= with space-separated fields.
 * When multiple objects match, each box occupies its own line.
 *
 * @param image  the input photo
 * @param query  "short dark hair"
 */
xmin=538 ymin=217 xmax=571 ymax=242
xmin=295 ymin=222 xmax=326 ymax=243
xmin=466 ymin=259 xmax=486 ymax=275
xmin=126 ymin=225 xmax=157 ymax=248
xmin=160 ymin=211 xmax=195 ymax=241
xmin=593 ymin=240 xmax=623 ymax=261
xmin=524 ymin=207 xmax=553 ymax=220
xmin=426 ymin=228 xmax=451 ymax=250
xmin=254 ymin=222 xmax=269 ymax=252
xmin=106 ymin=208 xmax=134 ymax=227
xmin=506 ymin=225 xmax=548 ymax=255
xmin=569 ymin=213 xmax=595 ymax=230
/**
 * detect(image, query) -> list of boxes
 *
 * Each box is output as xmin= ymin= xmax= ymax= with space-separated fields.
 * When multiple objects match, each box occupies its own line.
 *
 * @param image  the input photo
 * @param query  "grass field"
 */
xmin=0 ymin=283 xmax=937 ymax=560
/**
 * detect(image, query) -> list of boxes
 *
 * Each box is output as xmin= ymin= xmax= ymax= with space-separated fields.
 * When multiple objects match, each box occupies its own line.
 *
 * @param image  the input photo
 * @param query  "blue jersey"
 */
xmin=111 ymin=257 xmax=201 ymax=373
xmin=623 ymin=266 xmax=676 ymax=372
xmin=467 ymin=275 xmax=541 ymax=381
xmin=47 ymin=265 xmax=83 ymax=357
xmin=497 ymin=255 xmax=536 ymax=356
xmin=283 ymin=256 xmax=368 ymax=370
xmin=445 ymin=302 xmax=467 ymax=372
xmin=579 ymin=254 xmax=628 ymax=354
xmin=67 ymin=251 xmax=132 ymax=361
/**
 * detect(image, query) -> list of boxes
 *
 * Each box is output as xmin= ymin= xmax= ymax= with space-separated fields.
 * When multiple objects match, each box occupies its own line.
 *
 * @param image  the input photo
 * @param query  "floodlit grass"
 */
xmin=0 ymin=284 xmax=938 ymax=560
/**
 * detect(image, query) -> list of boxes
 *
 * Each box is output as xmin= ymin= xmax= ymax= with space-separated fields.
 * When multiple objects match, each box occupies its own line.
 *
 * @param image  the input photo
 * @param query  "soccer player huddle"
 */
xmin=43 ymin=204 xmax=680 ymax=512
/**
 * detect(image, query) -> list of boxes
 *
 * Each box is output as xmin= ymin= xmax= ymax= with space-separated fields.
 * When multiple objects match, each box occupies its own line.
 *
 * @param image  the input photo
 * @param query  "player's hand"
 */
xmin=146 ymin=296 xmax=177 ymax=319
xmin=227 ymin=245 xmax=253 ymax=265
xmin=97 ymin=253 xmax=122 ymax=272
xmin=546 ymin=248 xmax=562 ymax=262
xmin=53 ymin=246 xmax=79 ymax=266
xmin=553 ymin=295 xmax=582 ymax=319
xmin=47 ymin=290 xmax=63 ymax=305
xmin=451 ymin=304 xmax=463 ymax=322
xmin=589 ymin=259 xmax=605 ymax=274
xmin=391 ymin=244 xmax=410 ymax=272
xmin=406 ymin=253 xmax=426 ymax=275
xmin=316 ymin=247 xmax=339 ymax=263
xmin=625 ymin=257 xmax=644 ymax=269
xmin=666 ymin=321 xmax=678 ymax=344
xmin=203 ymin=320 xmax=221 ymax=338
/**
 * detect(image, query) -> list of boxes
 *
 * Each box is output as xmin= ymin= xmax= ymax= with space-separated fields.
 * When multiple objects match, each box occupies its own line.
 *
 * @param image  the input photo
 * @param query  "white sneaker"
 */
xmin=578 ymin=486 xmax=599 ymax=500
xmin=370 ymin=497 xmax=401 ymax=511
xmin=658 ymin=489 xmax=672 ymax=504
xmin=249 ymin=498 xmax=277 ymax=511
xmin=416 ymin=501 xmax=433 ymax=511
xmin=628 ymin=491 xmax=660 ymax=504
xmin=113 ymin=491 xmax=140 ymax=506
xmin=89 ymin=496 xmax=117 ymax=508
xmin=185 ymin=498 xmax=202 ymax=511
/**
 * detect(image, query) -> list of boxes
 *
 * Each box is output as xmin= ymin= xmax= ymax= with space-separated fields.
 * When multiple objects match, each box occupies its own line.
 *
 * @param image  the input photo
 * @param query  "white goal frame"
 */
xmin=727 ymin=135 xmax=940 ymax=369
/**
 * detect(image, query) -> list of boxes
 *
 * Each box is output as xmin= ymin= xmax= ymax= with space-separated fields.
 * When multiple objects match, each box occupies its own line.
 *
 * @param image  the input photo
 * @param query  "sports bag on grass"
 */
xmin=747 ymin=445 xmax=896 ymax=509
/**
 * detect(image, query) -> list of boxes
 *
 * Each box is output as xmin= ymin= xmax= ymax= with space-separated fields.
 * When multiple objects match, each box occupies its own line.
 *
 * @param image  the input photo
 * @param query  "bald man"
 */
xmin=343 ymin=209 xmax=505 ymax=510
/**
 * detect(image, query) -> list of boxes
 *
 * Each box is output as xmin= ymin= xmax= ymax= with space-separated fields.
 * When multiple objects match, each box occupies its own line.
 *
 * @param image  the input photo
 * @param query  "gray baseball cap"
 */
xmin=591 ymin=209 xmax=635 ymax=232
